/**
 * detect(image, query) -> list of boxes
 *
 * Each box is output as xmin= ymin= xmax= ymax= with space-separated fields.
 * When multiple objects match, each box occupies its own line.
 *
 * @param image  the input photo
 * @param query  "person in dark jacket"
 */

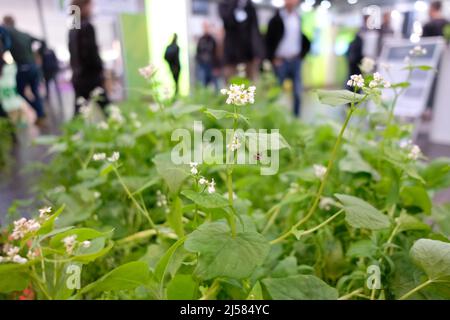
xmin=164 ymin=33 xmax=181 ymax=97
xmin=423 ymin=1 xmax=449 ymax=37
xmin=196 ymin=21 xmax=219 ymax=90
xmin=38 ymin=42 xmax=62 ymax=105
xmin=346 ymin=33 xmax=364 ymax=88
xmin=266 ymin=0 xmax=311 ymax=117
xmin=2 ymin=16 xmax=46 ymax=125
xmin=69 ymin=0 xmax=108 ymax=115
xmin=219 ymin=0 xmax=264 ymax=81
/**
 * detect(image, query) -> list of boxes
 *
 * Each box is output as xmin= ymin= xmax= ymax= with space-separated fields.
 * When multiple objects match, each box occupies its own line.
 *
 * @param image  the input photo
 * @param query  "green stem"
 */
xmin=271 ymin=104 xmax=358 ymax=245
xmin=200 ymin=279 xmax=220 ymax=300
xmin=399 ymin=279 xmax=433 ymax=300
xmin=338 ymin=288 xmax=364 ymax=300
xmin=225 ymin=107 xmax=239 ymax=237
xmin=296 ymin=209 xmax=344 ymax=238
xmin=112 ymin=166 xmax=156 ymax=229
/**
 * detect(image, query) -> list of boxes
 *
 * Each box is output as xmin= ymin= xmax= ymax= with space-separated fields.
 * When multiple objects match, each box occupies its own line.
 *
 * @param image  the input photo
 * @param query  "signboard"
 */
xmin=378 ymin=37 xmax=445 ymax=118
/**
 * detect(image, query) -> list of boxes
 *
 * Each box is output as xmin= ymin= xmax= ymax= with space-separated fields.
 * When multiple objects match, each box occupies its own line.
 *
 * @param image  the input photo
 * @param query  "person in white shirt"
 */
xmin=266 ymin=0 xmax=310 ymax=117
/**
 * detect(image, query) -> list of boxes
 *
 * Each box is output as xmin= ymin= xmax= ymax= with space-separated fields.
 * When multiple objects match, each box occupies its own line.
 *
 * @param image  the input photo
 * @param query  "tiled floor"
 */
xmin=1 ymin=89 xmax=449 ymax=221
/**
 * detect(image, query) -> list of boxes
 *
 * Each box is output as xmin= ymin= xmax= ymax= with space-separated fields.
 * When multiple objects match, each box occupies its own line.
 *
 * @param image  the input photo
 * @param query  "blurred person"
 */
xmin=377 ymin=11 xmax=394 ymax=55
xmin=219 ymin=0 xmax=264 ymax=81
xmin=196 ymin=21 xmax=219 ymax=90
xmin=423 ymin=1 xmax=449 ymax=37
xmin=0 ymin=56 xmax=27 ymax=126
xmin=266 ymin=0 xmax=311 ymax=117
xmin=164 ymin=33 xmax=181 ymax=96
xmin=0 ymin=25 xmax=11 ymax=119
xmin=69 ymin=0 xmax=109 ymax=115
xmin=38 ymin=42 xmax=62 ymax=106
xmin=2 ymin=16 xmax=46 ymax=126
xmin=346 ymin=32 xmax=364 ymax=91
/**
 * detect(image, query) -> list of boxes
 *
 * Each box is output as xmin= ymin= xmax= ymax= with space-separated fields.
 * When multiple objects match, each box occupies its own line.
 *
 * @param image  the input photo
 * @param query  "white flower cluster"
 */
xmin=369 ymin=72 xmax=391 ymax=89
xmin=347 ymin=74 xmax=365 ymax=88
xmin=409 ymin=46 xmax=427 ymax=57
xmin=221 ymin=84 xmax=256 ymax=106
xmin=93 ymin=151 xmax=120 ymax=163
xmin=319 ymin=197 xmax=336 ymax=211
xmin=190 ymin=162 xmax=199 ymax=175
xmin=400 ymin=140 xmax=422 ymax=160
xmin=11 ymin=218 xmax=41 ymax=240
xmin=199 ymin=177 xmax=216 ymax=194
xmin=360 ymin=57 xmax=375 ymax=74
xmin=0 ymin=245 xmax=27 ymax=264
xmin=91 ymin=87 xmax=104 ymax=98
xmin=97 ymin=121 xmax=109 ymax=130
xmin=156 ymin=190 xmax=170 ymax=214
xmin=108 ymin=105 xmax=124 ymax=124
xmin=0 ymin=206 xmax=53 ymax=264
xmin=314 ymin=164 xmax=327 ymax=181
xmin=139 ymin=64 xmax=157 ymax=80
xmin=62 ymin=235 xmax=91 ymax=255
xmin=130 ymin=112 xmax=142 ymax=128
xmin=227 ymin=134 xmax=242 ymax=152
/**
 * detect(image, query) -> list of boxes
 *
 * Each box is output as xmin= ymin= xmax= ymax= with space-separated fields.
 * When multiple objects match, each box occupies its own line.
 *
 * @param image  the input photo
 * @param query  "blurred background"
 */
xmin=1 ymin=0 xmax=450 ymax=211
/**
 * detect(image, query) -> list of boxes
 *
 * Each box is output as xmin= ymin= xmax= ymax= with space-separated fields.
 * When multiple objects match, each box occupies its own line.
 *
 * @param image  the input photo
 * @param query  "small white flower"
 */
xmin=107 ymin=152 xmax=120 ymax=163
xmin=227 ymin=134 xmax=242 ymax=152
xmin=360 ymin=57 xmax=375 ymax=74
xmin=94 ymin=191 xmax=101 ymax=199
xmin=399 ymin=139 xmax=413 ymax=149
xmin=93 ymin=153 xmax=106 ymax=161
xmin=12 ymin=255 xmax=27 ymax=264
xmin=62 ymin=235 xmax=78 ymax=255
xmin=221 ymin=84 xmax=256 ymax=106
xmin=207 ymin=179 xmax=216 ymax=194
xmin=0 ymin=256 xmax=5 ymax=263
xmin=190 ymin=162 xmax=199 ymax=175
xmin=39 ymin=206 xmax=52 ymax=219
xmin=409 ymin=46 xmax=427 ymax=57
xmin=108 ymin=105 xmax=124 ymax=124
xmin=90 ymin=87 xmax=104 ymax=98
xmin=97 ymin=121 xmax=109 ymax=130
xmin=149 ymin=103 xmax=160 ymax=112
xmin=139 ymin=64 xmax=157 ymax=79
xmin=82 ymin=241 xmax=91 ymax=248
xmin=198 ymin=177 xmax=208 ymax=185
xmin=76 ymin=97 xmax=87 ymax=106
xmin=369 ymin=72 xmax=391 ymax=89
xmin=27 ymin=249 xmax=39 ymax=260
xmin=6 ymin=246 xmax=20 ymax=257
xmin=408 ymin=145 xmax=422 ymax=160
xmin=314 ymin=164 xmax=327 ymax=181
xmin=347 ymin=74 xmax=365 ymax=88
xmin=319 ymin=197 xmax=335 ymax=211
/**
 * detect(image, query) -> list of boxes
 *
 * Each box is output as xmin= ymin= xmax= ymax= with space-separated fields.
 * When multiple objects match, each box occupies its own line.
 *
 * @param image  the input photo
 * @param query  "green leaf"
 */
xmin=0 ymin=272 xmax=29 ymax=293
xmin=49 ymin=228 xmax=111 ymax=248
xmin=339 ymin=145 xmax=379 ymax=179
xmin=154 ymin=237 xmax=187 ymax=285
xmin=396 ymin=212 xmax=431 ymax=233
xmin=335 ymin=194 xmax=390 ymax=230
xmin=153 ymin=153 xmax=190 ymax=194
xmin=316 ymin=90 xmax=365 ymax=106
xmin=244 ymin=132 xmax=291 ymax=152
xmin=262 ymin=275 xmax=338 ymax=300
xmin=400 ymin=186 xmax=432 ymax=215
xmin=167 ymin=274 xmax=198 ymax=300
xmin=410 ymin=239 xmax=450 ymax=280
xmin=346 ymin=240 xmax=378 ymax=258
xmin=184 ymin=221 xmax=270 ymax=280
xmin=181 ymin=190 xmax=229 ymax=209
xmin=80 ymin=261 xmax=150 ymax=295
xmin=247 ymin=282 xmax=264 ymax=300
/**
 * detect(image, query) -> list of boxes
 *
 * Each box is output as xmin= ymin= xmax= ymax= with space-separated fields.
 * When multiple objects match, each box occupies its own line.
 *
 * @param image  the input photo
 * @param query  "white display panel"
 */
xmin=379 ymin=37 xmax=445 ymax=118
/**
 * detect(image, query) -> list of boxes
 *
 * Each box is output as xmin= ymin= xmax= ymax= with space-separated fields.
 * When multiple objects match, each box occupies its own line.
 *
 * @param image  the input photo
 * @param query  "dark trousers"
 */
xmin=275 ymin=58 xmax=302 ymax=117
xmin=16 ymin=63 xmax=45 ymax=118
xmin=196 ymin=62 xmax=218 ymax=90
